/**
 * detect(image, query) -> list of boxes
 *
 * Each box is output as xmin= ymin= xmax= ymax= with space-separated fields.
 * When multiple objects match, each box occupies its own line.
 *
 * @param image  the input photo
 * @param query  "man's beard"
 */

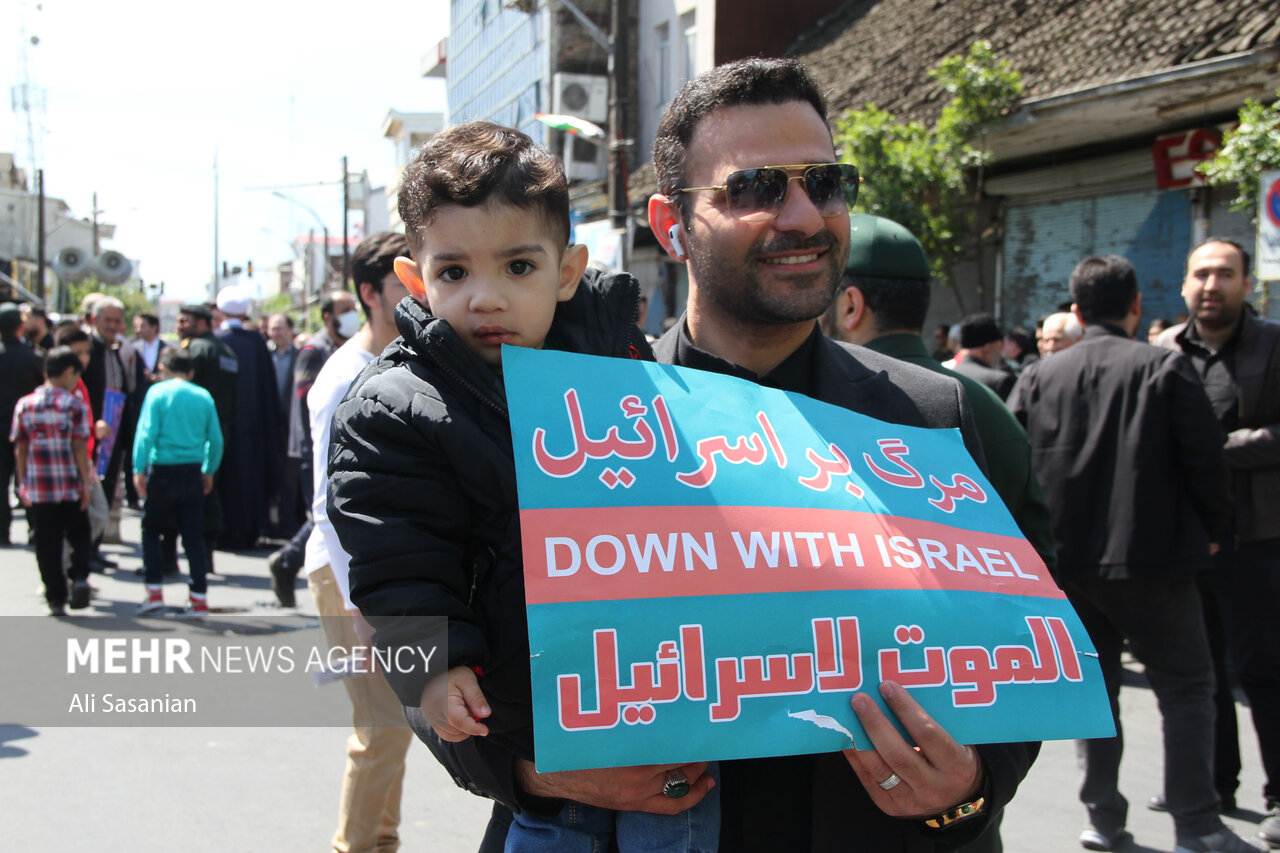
xmin=686 ymin=230 xmax=843 ymax=326
xmin=1195 ymin=302 xmax=1241 ymax=332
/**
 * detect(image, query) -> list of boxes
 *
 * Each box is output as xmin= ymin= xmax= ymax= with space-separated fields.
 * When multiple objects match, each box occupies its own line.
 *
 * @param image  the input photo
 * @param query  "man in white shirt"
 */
xmin=304 ymin=232 xmax=414 ymax=853
xmin=131 ymin=312 xmax=166 ymax=383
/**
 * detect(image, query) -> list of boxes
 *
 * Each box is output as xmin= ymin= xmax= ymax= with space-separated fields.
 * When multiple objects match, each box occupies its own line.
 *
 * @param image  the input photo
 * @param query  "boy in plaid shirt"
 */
xmin=10 ymin=346 xmax=95 ymax=615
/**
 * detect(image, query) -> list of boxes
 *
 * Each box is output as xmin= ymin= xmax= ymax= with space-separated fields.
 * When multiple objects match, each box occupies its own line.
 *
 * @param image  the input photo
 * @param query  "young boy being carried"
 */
xmin=133 ymin=346 xmax=223 ymax=619
xmin=10 ymin=346 xmax=95 ymax=615
xmin=328 ymin=121 xmax=717 ymax=851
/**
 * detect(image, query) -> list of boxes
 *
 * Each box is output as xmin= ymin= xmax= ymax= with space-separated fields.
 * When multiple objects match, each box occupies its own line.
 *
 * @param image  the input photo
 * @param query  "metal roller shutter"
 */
xmin=1001 ymin=189 xmax=1193 ymax=328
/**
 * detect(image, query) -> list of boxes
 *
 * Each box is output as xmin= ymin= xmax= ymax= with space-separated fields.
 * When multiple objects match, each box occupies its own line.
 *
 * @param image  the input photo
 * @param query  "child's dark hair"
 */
xmin=160 ymin=346 xmax=194 ymax=376
xmin=397 ymin=121 xmax=569 ymax=256
xmin=55 ymin=325 xmax=90 ymax=347
xmin=44 ymin=346 xmax=82 ymax=379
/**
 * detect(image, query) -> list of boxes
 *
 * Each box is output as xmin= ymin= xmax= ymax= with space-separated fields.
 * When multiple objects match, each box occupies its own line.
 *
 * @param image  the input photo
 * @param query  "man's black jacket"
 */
xmin=1156 ymin=310 xmax=1280 ymax=543
xmin=0 ymin=332 xmax=43 ymax=438
xmin=1008 ymin=323 xmax=1230 ymax=579
xmin=648 ymin=322 xmax=1033 ymax=852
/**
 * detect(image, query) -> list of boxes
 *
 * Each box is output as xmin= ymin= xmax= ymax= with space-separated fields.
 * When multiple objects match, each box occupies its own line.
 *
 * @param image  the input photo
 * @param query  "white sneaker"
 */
xmin=1080 ymin=827 xmax=1129 ymax=851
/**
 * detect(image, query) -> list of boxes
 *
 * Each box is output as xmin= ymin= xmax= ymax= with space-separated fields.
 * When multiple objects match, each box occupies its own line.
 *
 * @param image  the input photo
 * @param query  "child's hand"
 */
xmin=421 ymin=666 xmax=492 ymax=742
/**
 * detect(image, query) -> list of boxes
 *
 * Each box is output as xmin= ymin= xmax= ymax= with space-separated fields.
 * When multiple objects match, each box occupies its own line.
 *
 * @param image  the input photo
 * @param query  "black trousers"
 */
xmin=29 ymin=499 xmax=91 ymax=606
xmin=1212 ymin=535 xmax=1280 ymax=805
xmin=0 ymin=439 xmax=16 ymax=539
xmin=1198 ymin=574 xmax=1241 ymax=804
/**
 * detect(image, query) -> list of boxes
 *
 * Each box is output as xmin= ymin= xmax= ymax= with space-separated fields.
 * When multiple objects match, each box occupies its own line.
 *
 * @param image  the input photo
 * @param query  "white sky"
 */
xmin=1 ymin=0 xmax=449 ymax=303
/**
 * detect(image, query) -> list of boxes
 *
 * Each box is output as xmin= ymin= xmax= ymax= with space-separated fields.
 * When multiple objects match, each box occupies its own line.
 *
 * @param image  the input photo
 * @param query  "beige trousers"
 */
xmin=309 ymin=564 xmax=414 ymax=853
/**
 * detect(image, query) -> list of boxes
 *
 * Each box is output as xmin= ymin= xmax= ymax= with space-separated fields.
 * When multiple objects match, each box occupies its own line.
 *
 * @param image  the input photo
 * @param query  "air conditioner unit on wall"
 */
xmin=564 ymin=133 xmax=606 ymax=182
xmin=553 ymin=73 xmax=609 ymax=124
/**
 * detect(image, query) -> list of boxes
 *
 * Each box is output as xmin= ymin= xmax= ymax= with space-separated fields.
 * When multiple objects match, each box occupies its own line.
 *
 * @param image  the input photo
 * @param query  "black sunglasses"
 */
xmin=672 ymin=163 xmax=861 ymax=222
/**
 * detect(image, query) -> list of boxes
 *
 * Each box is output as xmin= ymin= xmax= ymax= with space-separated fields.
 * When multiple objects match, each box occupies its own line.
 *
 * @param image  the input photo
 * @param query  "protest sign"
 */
xmin=96 ymin=388 xmax=127 ymax=477
xmin=505 ymin=346 xmax=1112 ymax=772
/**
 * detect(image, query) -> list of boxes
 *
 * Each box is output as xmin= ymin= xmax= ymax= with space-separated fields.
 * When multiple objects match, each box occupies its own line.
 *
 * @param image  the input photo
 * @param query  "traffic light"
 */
xmin=247 ymin=260 xmax=253 ymax=278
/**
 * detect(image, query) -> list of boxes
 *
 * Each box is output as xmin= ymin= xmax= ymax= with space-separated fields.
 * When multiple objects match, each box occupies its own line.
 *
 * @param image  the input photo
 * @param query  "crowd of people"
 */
xmin=2 ymin=54 xmax=1276 ymax=853
xmin=0 ymin=282 xmax=369 ymax=615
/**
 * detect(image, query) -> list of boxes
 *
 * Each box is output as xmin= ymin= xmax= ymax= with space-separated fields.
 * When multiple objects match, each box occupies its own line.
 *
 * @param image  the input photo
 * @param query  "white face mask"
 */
xmin=335 ymin=309 xmax=361 ymax=340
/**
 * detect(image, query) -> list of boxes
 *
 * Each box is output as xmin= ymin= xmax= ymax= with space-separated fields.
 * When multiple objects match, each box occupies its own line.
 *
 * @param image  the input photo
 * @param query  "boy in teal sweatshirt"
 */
xmin=132 ymin=346 xmax=223 ymax=618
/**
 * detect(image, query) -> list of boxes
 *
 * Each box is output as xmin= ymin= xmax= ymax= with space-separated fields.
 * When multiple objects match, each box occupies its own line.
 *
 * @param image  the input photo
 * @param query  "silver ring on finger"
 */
xmin=878 ymin=772 xmax=902 ymax=791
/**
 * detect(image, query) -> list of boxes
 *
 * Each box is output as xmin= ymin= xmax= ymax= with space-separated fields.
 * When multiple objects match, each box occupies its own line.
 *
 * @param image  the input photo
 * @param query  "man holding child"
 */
xmin=331 ymin=59 xmax=1036 ymax=852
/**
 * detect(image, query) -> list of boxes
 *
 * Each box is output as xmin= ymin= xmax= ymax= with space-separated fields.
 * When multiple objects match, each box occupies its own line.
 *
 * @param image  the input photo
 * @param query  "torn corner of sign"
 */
xmin=788 ymin=708 xmax=856 ymax=748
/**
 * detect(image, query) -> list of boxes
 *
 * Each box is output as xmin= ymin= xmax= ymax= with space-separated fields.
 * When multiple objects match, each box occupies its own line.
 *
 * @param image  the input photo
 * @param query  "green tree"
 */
xmin=64 ymin=276 xmax=155 ymax=321
xmin=832 ymin=40 xmax=1023 ymax=304
xmin=1197 ymin=91 xmax=1280 ymax=217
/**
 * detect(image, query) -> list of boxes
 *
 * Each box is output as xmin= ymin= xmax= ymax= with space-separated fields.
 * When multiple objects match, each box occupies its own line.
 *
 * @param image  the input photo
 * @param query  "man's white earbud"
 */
xmin=667 ymin=224 xmax=686 ymax=260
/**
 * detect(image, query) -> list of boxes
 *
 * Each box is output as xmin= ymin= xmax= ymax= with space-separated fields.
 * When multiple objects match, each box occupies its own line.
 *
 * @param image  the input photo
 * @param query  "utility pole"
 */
xmin=557 ymin=0 xmax=630 ymax=265
xmin=308 ymin=227 xmax=316 ymax=315
xmin=211 ymin=154 xmax=220 ymax=302
xmin=342 ymin=156 xmax=351 ymax=288
xmin=608 ymin=0 xmax=631 ymax=250
xmin=36 ymin=169 xmax=45 ymax=302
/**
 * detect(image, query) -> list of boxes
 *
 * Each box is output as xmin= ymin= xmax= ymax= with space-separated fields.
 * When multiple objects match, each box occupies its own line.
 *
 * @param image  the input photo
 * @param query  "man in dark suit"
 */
xmin=20 ymin=304 xmax=54 ymax=355
xmin=951 ymin=314 xmax=1015 ymax=401
xmin=213 ymin=287 xmax=280 ymax=551
xmin=426 ymin=58 xmax=1037 ymax=853
xmin=0 ymin=302 xmax=44 ymax=544
xmin=1156 ymin=238 xmax=1280 ymax=846
xmin=1009 ymin=255 xmax=1260 ymax=853
xmin=82 ymin=296 xmax=145 ymax=551
xmin=266 ymin=311 xmax=301 ymax=539
xmin=266 ymin=289 xmax=358 ymax=606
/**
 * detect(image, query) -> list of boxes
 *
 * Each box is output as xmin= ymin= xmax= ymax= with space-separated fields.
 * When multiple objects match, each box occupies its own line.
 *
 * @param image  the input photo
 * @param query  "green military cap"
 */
xmin=179 ymin=303 xmax=213 ymax=321
xmin=845 ymin=214 xmax=931 ymax=281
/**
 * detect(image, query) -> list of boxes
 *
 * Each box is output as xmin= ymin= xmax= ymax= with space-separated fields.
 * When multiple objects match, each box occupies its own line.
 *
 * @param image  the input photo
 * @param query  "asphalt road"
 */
xmin=0 ymin=509 xmax=1269 ymax=852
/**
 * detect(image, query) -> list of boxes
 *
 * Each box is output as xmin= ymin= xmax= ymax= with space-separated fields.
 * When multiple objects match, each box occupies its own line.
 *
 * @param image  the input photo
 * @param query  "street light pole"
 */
xmin=212 ymin=154 xmax=220 ymax=302
xmin=608 ymin=0 xmax=632 ymax=261
xmin=557 ymin=0 xmax=632 ymax=268
xmin=273 ymin=191 xmax=331 ymax=304
xmin=342 ymin=156 xmax=350 ymax=287
xmin=36 ymin=169 xmax=45 ymax=303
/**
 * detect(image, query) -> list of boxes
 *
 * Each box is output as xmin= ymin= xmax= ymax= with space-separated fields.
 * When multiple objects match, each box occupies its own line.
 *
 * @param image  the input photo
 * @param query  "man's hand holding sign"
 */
xmin=846 ymin=682 xmax=983 ymax=819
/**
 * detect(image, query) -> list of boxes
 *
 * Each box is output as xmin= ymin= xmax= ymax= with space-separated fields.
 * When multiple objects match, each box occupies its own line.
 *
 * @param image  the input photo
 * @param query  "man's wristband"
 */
xmin=922 ymin=765 xmax=991 ymax=830
xmin=922 ymin=795 xmax=987 ymax=830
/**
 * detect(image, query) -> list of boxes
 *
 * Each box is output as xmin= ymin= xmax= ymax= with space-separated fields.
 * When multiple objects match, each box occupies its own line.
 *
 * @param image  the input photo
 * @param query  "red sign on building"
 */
xmin=1151 ymin=124 xmax=1235 ymax=189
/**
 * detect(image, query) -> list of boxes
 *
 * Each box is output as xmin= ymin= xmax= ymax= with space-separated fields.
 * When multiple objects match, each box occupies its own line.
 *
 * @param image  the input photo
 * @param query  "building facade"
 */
xmin=790 ymin=0 xmax=1280 ymax=335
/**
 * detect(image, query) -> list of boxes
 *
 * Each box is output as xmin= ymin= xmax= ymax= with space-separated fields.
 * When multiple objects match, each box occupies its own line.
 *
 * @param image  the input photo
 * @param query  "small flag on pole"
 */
xmin=535 ymin=113 xmax=607 ymax=141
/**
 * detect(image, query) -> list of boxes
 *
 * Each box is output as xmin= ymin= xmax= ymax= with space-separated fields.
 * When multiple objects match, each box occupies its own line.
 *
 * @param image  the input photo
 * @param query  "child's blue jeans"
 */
xmin=505 ymin=761 xmax=720 ymax=852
